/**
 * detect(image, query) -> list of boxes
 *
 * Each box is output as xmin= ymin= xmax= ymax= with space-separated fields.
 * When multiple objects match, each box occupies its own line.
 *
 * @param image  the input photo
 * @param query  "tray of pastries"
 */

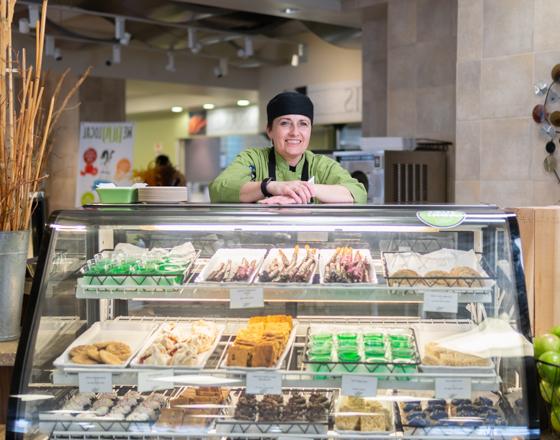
xmin=131 ymin=320 xmax=224 ymax=369
xmin=319 ymin=247 xmax=377 ymax=284
xmin=415 ymin=325 xmax=494 ymax=374
xmin=382 ymin=249 xmax=494 ymax=289
xmin=39 ymin=390 xmax=168 ymax=433
xmin=334 ymin=396 xmax=395 ymax=434
xmin=257 ymin=245 xmax=318 ymax=284
xmin=399 ymin=395 xmax=507 ymax=436
xmin=216 ymin=389 xmax=331 ymax=435
xmin=54 ymin=320 xmax=159 ymax=369
xmin=222 ymin=315 xmax=296 ymax=370
xmin=81 ymin=242 xmax=198 ymax=287
xmin=195 ymin=249 xmax=267 ymax=283
xmin=154 ymin=387 xmax=229 ymax=434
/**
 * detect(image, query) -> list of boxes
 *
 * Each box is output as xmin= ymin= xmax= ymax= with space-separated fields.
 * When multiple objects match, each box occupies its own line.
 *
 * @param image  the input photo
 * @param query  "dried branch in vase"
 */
xmin=0 ymin=0 xmax=90 ymax=231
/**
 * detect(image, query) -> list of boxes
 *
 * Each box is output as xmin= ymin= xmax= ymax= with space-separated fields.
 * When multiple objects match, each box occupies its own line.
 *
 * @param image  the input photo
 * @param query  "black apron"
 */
xmin=267 ymin=148 xmax=309 ymax=181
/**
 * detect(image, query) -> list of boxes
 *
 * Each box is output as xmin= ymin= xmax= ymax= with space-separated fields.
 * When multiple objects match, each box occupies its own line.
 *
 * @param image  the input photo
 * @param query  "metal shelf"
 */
xmin=76 ymin=280 xmax=493 ymax=304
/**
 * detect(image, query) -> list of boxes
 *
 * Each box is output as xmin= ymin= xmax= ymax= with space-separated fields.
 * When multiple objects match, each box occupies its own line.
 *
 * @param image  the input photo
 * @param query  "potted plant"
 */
xmin=0 ymin=0 xmax=89 ymax=340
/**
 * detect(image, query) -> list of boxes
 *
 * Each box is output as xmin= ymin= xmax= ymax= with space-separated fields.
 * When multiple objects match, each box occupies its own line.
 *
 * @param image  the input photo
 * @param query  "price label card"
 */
xmin=137 ymin=369 xmax=175 ymax=392
xmin=435 ymin=378 xmax=471 ymax=399
xmin=78 ymin=372 xmax=112 ymax=393
xmin=424 ymin=291 xmax=458 ymax=314
xmin=246 ymin=371 xmax=282 ymax=395
xmin=341 ymin=375 xmax=378 ymax=397
xmin=230 ymin=287 xmax=264 ymax=309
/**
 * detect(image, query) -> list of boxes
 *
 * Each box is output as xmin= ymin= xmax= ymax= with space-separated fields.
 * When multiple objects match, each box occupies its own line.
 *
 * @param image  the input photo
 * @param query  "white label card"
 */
xmin=78 ymin=372 xmax=112 ymax=393
xmin=435 ymin=378 xmax=472 ymax=399
xmin=424 ymin=291 xmax=458 ymax=314
xmin=230 ymin=287 xmax=264 ymax=309
xmin=246 ymin=371 xmax=282 ymax=395
xmin=341 ymin=375 xmax=378 ymax=397
xmin=137 ymin=370 xmax=175 ymax=392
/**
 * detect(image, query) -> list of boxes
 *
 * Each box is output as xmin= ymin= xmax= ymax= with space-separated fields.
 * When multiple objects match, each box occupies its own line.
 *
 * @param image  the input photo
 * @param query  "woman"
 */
xmin=209 ymin=92 xmax=366 ymax=204
xmin=154 ymin=154 xmax=186 ymax=186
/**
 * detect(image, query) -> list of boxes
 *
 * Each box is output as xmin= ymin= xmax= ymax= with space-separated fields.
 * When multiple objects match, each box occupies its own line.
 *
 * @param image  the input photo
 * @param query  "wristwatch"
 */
xmin=261 ymin=177 xmax=274 ymax=197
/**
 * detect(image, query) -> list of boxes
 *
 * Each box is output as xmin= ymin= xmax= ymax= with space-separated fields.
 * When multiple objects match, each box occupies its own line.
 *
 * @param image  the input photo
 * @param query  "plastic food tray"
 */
xmin=194 ymin=249 xmax=267 ymax=283
xmin=256 ymin=247 xmax=318 ymax=284
xmin=130 ymin=322 xmax=225 ymax=370
xmin=53 ymin=320 xmax=159 ymax=369
xmin=319 ymin=248 xmax=378 ymax=284
xmin=221 ymin=325 xmax=298 ymax=371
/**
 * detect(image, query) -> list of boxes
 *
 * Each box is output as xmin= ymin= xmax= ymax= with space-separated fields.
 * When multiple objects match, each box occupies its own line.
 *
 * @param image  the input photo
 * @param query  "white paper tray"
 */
xmin=195 ymin=249 xmax=267 ymax=283
xmin=333 ymin=398 xmax=395 ymax=435
xmin=54 ymin=321 xmax=159 ymax=369
xmin=319 ymin=248 xmax=378 ymax=284
xmin=414 ymin=323 xmax=495 ymax=374
xmin=221 ymin=325 xmax=298 ymax=371
xmin=256 ymin=247 xmax=318 ymax=284
xmin=130 ymin=322 xmax=225 ymax=370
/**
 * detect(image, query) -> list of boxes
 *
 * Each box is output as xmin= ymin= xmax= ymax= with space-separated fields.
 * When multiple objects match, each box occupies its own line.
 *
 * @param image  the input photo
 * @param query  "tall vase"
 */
xmin=0 ymin=230 xmax=29 ymax=341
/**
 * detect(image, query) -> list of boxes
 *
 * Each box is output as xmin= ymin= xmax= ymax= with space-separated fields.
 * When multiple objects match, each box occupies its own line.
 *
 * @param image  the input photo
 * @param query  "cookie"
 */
xmin=72 ymin=353 xmax=98 ymax=364
xmin=106 ymin=342 xmax=131 ymax=361
xmin=450 ymin=266 xmax=483 ymax=287
xmin=424 ymin=270 xmax=451 ymax=287
xmin=87 ymin=347 xmax=102 ymax=363
xmin=94 ymin=341 xmax=111 ymax=349
xmin=390 ymin=269 xmax=423 ymax=287
xmin=99 ymin=349 xmax=124 ymax=365
xmin=69 ymin=344 xmax=93 ymax=358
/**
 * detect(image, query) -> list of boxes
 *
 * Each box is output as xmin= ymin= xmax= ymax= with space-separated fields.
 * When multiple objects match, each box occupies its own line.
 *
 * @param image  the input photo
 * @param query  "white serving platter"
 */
xmin=319 ymin=248 xmax=378 ymax=285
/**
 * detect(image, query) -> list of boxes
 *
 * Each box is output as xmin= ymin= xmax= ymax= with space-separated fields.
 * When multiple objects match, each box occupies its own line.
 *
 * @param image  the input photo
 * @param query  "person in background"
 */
xmin=209 ymin=91 xmax=366 ymax=204
xmin=154 ymin=154 xmax=186 ymax=186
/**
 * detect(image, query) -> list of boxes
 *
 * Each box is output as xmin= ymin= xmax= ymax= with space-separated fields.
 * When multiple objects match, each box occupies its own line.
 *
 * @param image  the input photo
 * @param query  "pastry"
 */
xmin=259 ymin=245 xmax=317 ymax=283
xmin=69 ymin=344 xmax=93 ymax=357
xmin=282 ymin=393 xmax=307 ymax=421
xmin=158 ymin=408 xmax=185 ymax=428
xmin=258 ymin=394 xmax=283 ymax=421
xmin=390 ymin=269 xmax=423 ymax=287
xmin=336 ymin=396 xmax=390 ymax=432
xmin=424 ymin=341 xmax=490 ymax=367
xmin=234 ymin=393 xmax=258 ymax=421
xmin=106 ymin=342 xmax=131 ymax=360
xmin=226 ymin=315 xmax=293 ymax=367
xmin=71 ymin=353 xmax=98 ymax=364
xmin=86 ymin=346 xmax=102 ymax=362
xmin=324 ymin=247 xmax=371 ymax=283
xmin=99 ymin=349 xmax=124 ymax=365
xmin=450 ymin=266 xmax=483 ymax=287
xmin=423 ymin=270 xmax=451 ymax=287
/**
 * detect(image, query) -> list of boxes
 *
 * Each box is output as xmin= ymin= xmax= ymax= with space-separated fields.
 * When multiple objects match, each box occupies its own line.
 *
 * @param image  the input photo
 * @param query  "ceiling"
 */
xmin=14 ymin=0 xmax=369 ymax=114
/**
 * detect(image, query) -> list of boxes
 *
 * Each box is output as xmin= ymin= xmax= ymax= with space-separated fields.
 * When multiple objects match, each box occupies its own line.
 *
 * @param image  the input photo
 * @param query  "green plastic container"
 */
xmin=96 ymin=187 xmax=138 ymax=204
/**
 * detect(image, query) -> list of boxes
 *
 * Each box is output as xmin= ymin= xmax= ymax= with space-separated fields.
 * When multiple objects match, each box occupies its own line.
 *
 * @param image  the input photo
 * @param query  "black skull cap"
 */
xmin=266 ymin=91 xmax=313 ymax=126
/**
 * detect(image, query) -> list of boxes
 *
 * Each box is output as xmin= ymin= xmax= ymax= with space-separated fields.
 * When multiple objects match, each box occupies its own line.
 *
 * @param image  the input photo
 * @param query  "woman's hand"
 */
xmin=257 ymin=195 xmax=298 ymax=205
xmin=267 ymin=180 xmax=315 ymax=204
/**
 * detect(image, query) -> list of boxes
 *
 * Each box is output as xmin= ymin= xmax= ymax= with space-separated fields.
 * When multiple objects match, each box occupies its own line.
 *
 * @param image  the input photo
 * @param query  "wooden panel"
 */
xmin=0 ymin=366 xmax=13 ymax=424
xmin=534 ymin=207 xmax=560 ymax=336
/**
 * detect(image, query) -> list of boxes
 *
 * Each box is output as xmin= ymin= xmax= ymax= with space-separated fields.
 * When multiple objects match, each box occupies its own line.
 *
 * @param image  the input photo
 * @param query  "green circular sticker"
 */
xmin=416 ymin=210 xmax=466 ymax=228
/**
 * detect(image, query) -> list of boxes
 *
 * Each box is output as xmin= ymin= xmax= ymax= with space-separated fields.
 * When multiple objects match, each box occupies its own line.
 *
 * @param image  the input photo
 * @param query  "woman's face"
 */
xmin=267 ymin=114 xmax=312 ymax=163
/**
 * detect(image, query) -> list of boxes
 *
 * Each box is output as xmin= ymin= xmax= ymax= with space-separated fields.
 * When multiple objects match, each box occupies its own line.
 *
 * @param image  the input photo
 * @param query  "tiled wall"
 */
xmin=456 ymin=0 xmax=560 ymax=206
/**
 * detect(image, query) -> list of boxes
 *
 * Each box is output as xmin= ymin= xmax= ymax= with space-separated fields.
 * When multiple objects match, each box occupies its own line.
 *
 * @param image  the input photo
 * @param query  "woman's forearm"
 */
xmin=239 ymin=181 xmax=265 ymax=203
xmin=313 ymin=184 xmax=354 ymax=203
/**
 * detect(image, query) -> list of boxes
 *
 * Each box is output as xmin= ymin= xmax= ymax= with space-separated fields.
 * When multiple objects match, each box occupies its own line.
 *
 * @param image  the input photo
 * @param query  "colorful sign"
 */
xmin=416 ymin=210 xmax=466 ymax=229
xmin=76 ymin=122 xmax=135 ymax=206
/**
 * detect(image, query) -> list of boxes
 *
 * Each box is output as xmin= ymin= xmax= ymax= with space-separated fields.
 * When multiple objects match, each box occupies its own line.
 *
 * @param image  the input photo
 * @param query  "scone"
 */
xmin=390 ymin=269 xmax=423 ymax=287
xmin=450 ymin=266 xmax=483 ymax=287
xmin=423 ymin=270 xmax=451 ymax=287
xmin=72 ymin=353 xmax=98 ymax=364
xmin=99 ymin=350 xmax=124 ymax=365
xmin=69 ymin=344 xmax=93 ymax=358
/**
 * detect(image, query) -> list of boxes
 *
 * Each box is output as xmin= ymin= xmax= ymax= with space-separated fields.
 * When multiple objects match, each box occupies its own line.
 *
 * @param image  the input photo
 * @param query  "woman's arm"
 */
xmin=312 ymin=184 xmax=353 ymax=203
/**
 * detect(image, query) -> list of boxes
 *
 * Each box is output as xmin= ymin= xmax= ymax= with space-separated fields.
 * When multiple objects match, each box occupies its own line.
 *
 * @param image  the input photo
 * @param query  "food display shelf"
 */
xmin=76 ymin=280 xmax=493 ymax=303
xmin=51 ymin=317 xmax=501 ymax=393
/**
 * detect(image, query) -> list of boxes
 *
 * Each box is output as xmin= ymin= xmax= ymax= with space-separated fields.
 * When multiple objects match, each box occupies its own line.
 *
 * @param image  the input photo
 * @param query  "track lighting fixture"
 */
xmin=187 ymin=28 xmax=201 ymax=54
xmin=18 ymin=17 xmax=30 ymax=34
xmin=213 ymin=58 xmax=228 ymax=78
xmin=28 ymin=4 xmax=39 ymax=29
xmin=165 ymin=52 xmax=176 ymax=72
xmin=237 ymin=36 xmax=253 ymax=58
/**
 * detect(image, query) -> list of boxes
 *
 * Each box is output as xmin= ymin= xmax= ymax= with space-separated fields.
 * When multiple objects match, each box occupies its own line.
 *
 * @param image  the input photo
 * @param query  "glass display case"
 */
xmin=7 ymin=204 xmax=538 ymax=439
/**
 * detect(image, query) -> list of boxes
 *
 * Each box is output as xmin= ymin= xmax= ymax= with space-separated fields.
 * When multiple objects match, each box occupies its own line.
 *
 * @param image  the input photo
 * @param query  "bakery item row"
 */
xmin=54 ymin=318 xmax=492 ymax=372
xmin=41 ymin=388 xmax=511 ymax=435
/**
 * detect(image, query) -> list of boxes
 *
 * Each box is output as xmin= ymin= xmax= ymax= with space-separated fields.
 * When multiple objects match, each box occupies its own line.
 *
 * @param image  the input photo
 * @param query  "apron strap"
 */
xmin=268 ymin=148 xmax=310 ymax=181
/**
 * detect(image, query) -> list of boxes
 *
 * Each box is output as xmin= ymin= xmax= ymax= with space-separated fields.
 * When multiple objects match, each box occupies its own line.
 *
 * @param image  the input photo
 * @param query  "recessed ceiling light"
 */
xmin=282 ymin=7 xmax=298 ymax=14
xmin=171 ymin=106 xmax=183 ymax=113
xmin=203 ymin=103 xmax=215 ymax=110
xmin=237 ymin=99 xmax=250 ymax=107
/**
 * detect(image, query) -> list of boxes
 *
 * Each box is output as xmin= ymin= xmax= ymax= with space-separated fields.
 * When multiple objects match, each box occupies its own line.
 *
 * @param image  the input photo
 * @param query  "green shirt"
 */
xmin=209 ymin=147 xmax=367 ymax=203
